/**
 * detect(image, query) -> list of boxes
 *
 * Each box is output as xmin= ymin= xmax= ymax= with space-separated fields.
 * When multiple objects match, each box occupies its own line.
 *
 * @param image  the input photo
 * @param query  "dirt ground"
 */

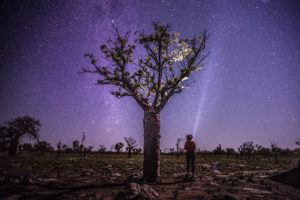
xmin=0 ymin=153 xmax=299 ymax=200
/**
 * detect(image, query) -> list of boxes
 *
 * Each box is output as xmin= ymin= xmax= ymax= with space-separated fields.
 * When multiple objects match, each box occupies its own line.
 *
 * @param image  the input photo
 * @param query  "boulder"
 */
xmin=127 ymin=171 xmax=143 ymax=183
xmin=115 ymin=182 xmax=159 ymax=200
xmin=200 ymin=164 xmax=212 ymax=170
xmin=271 ymin=166 xmax=300 ymax=189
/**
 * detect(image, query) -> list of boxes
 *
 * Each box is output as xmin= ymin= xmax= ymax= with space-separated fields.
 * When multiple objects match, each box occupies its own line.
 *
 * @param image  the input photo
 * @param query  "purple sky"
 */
xmin=0 ymin=0 xmax=299 ymax=150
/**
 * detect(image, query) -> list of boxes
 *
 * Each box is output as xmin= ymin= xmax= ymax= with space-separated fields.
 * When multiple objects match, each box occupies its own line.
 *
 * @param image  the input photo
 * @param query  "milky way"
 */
xmin=0 ymin=0 xmax=299 ymax=150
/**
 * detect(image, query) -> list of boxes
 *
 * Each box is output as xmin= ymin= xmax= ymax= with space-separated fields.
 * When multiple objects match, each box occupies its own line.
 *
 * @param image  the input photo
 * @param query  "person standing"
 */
xmin=184 ymin=134 xmax=196 ymax=178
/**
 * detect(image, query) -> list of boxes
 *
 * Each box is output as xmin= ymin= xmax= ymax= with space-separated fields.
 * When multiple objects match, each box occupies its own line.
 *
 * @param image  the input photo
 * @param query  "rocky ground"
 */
xmin=0 ymin=153 xmax=299 ymax=200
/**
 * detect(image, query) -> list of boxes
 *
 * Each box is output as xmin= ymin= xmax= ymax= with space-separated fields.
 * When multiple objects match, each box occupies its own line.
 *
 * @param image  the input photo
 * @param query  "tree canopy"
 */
xmin=83 ymin=22 xmax=208 ymax=112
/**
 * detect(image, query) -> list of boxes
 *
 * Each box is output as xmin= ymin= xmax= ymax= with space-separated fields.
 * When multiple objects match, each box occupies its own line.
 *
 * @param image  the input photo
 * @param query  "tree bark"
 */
xmin=143 ymin=107 xmax=160 ymax=182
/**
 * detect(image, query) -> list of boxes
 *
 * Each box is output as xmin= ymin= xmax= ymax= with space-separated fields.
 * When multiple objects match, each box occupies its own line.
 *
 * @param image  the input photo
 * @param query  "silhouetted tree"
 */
xmin=295 ymin=139 xmax=300 ymax=156
xmin=62 ymin=144 xmax=68 ymax=151
xmin=124 ymin=137 xmax=137 ymax=158
xmin=22 ymin=143 xmax=34 ymax=153
xmin=169 ymin=148 xmax=175 ymax=154
xmin=84 ymin=145 xmax=94 ymax=153
xmin=0 ymin=116 xmax=41 ymax=156
xmin=225 ymin=148 xmax=236 ymax=156
xmin=98 ymin=145 xmax=106 ymax=153
xmin=255 ymin=144 xmax=271 ymax=157
xmin=176 ymin=138 xmax=182 ymax=157
xmin=133 ymin=148 xmax=142 ymax=154
xmin=212 ymin=144 xmax=225 ymax=155
xmin=296 ymin=139 xmax=300 ymax=147
xmin=114 ymin=142 xmax=124 ymax=152
xmin=270 ymin=141 xmax=279 ymax=164
xmin=34 ymin=141 xmax=54 ymax=153
xmin=83 ymin=22 xmax=208 ymax=182
xmin=238 ymin=141 xmax=255 ymax=158
xmin=72 ymin=140 xmax=80 ymax=152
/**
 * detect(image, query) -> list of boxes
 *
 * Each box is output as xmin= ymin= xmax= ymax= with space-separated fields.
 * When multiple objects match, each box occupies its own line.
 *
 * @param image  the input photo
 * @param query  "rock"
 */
xmin=82 ymin=168 xmax=94 ymax=176
xmin=128 ymin=182 xmax=141 ymax=196
xmin=265 ymin=169 xmax=278 ymax=175
xmin=212 ymin=170 xmax=222 ymax=175
xmin=127 ymin=171 xmax=143 ymax=183
xmin=112 ymin=173 xmax=122 ymax=177
xmin=242 ymin=187 xmax=272 ymax=194
xmin=115 ymin=182 xmax=159 ymax=200
xmin=271 ymin=166 xmax=300 ymax=189
xmin=173 ymin=173 xmax=186 ymax=179
xmin=257 ymin=175 xmax=269 ymax=179
xmin=200 ymin=164 xmax=212 ymax=170
xmin=216 ymin=174 xmax=231 ymax=180
xmin=211 ymin=162 xmax=221 ymax=168
xmin=208 ymin=180 xmax=219 ymax=187
xmin=140 ymin=184 xmax=159 ymax=199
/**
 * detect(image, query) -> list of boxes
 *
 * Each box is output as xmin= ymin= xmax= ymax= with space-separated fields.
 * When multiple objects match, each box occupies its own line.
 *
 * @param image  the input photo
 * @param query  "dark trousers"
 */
xmin=186 ymin=151 xmax=195 ymax=173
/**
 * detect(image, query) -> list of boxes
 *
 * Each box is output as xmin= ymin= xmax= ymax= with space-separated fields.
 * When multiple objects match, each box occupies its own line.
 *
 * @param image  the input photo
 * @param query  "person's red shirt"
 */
xmin=184 ymin=141 xmax=196 ymax=152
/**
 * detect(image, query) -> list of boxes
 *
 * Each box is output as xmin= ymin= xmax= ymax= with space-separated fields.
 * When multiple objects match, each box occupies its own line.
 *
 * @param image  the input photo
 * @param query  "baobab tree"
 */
xmin=0 ymin=116 xmax=41 ymax=156
xmin=124 ymin=136 xmax=138 ymax=158
xmin=83 ymin=22 xmax=208 ymax=182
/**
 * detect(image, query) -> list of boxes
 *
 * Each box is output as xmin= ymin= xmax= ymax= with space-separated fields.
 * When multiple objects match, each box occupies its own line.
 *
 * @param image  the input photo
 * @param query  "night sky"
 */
xmin=0 ymin=0 xmax=299 ymax=150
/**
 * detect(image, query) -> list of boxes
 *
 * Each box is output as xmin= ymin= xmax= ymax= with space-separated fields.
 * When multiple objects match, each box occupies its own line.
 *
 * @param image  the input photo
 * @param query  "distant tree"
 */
xmin=225 ymin=148 xmax=236 ymax=156
xmin=270 ymin=141 xmax=279 ymax=164
xmin=255 ymin=144 xmax=271 ymax=157
xmin=83 ymin=22 xmax=208 ymax=182
xmin=133 ymin=148 xmax=142 ymax=154
xmin=81 ymin=132 xmax=86 ymax=146
xmin=98 ymin=145 xmax=106 ymax=153
xmin=169 ymin=148 xmax=175 ymax=154
xmin=0 ymin=116 xmax=41 ymax=156
xmin=296 ymin=139 xmax=300 ymax=147
xmin=72 ymin=140 xmax=80 ymax=152
xmin=238 ymin=141 xmax=255 ymax=158
xmin=176 ymin=138 xmax=182 ymax=157
xmin=84 ymin=145 xmax=94 ymax=153
xmin=212 ymin=144 xmax=225 ymax=155
xmin=114 ymin=142 xmax=124 ymax=152
xmin=295 ymin=139 xmax=300 ymax=156
xmin=124 ymin=137 xmax=138 ymax=158
xmin=22 ymin=143 xmax=34 ymax=153
xmin=62 ymin=144 xmax=68 ymax=151
xmin=56 ymin=141 xmax=63 ymax=156
xmin=34 ymin=141 xmax=54 ymax=153
xmin=57 ymin=141 xmax=62 ymax=151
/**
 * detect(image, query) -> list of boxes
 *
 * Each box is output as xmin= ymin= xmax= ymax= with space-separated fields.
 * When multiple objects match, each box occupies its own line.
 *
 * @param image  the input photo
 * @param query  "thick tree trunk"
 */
xmin=143 ymin=107 xmax=160 ymax=182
